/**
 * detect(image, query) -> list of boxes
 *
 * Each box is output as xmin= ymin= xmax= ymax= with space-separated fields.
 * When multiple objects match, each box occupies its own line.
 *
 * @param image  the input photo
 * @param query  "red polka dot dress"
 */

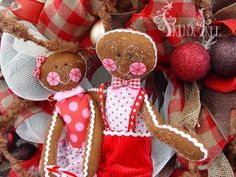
xmin=53 ymin=86 xmax=91 ymax=176
xmin=97 ymin=80 xmax=153 ymax=177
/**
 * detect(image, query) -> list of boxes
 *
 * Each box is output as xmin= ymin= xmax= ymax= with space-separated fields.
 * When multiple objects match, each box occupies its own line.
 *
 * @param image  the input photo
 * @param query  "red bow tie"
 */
xmin=111 ymin=78 xmax=141 ymax=89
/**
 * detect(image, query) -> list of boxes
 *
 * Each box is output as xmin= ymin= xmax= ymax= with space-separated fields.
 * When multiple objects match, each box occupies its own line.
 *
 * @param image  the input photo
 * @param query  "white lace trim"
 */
xmin=83 ymin=100 xmax=96 ymax=177
xmin=144 ymin=94 xmax=208 ymax=161
xmin=103 ymin=130 xmax=151 ymax=137
xmin=44 ymin=112 xmax=58 ymax=177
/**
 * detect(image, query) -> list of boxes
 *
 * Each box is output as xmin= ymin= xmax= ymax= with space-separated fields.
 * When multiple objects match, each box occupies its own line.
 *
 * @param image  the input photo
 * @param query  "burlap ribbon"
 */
xmin=176 ymin=81 xmax=201 ymax=133
xmin=208 ymin=152 xmax=234 ymax=177
xmin=168 ymin=78 xmax=233 ymax=175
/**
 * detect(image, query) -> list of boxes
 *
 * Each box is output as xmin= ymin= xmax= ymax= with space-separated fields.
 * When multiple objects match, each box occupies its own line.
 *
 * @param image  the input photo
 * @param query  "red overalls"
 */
xmin=97 ymin=83 xmax=153 ymax=177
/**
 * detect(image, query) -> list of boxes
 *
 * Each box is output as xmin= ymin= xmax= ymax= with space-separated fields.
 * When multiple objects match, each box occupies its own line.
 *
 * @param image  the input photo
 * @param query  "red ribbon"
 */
xmin=10 ymin=0 xmax=45 ymax=24
xmin=203 ymin=73 xmax=236 ymax=93
xmin=213 ymin=19 xmax=236 ymax=36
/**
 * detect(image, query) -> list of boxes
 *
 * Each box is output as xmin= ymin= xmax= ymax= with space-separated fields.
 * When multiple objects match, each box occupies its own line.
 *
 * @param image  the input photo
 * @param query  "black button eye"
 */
xmin=54 ymin=65 xmax=58 ymax=69
xmin=116 ymin=52 xmax=121 ymax=57
xmin=64 ymin=63 xmax=68 ymax=67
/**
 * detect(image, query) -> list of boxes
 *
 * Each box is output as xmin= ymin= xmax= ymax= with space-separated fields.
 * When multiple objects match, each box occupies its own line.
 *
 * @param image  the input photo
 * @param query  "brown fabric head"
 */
xmin=39 ymin=52 xmax=86 ymax=92
xmin=96 ymin=29 xmax=157 ymax=80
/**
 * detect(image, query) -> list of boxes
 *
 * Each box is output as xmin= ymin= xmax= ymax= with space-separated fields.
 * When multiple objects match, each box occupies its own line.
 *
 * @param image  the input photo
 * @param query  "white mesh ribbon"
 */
xmin=0 ymin=21 xmax=53 ymax=101
xmin=0 ymin=0 xmax=13 ymax=6
xmin=151 ymin=97 xmax=175 ymax=176
xmin=15 ymin=108 xmax=51 ymax=144
xmin=152 ymin=138 xmax=175 ymax=176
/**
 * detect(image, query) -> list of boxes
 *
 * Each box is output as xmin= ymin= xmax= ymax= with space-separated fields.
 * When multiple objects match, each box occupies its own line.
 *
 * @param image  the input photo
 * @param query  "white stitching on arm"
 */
xmin=44 ymin=111 xmax=58 ymax=177
xmin=83 ymin=99 xmax=96 ymax=177
xmin=144 ymin=94 xmax=208 ymax=161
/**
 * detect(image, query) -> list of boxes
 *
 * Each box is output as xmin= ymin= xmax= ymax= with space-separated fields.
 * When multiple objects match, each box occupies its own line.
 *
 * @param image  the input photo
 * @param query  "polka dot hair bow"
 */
xmin=111 ymin=77 xmax=141 ymax=89
xmin=33 ymin=55 xmax=47 ymax=79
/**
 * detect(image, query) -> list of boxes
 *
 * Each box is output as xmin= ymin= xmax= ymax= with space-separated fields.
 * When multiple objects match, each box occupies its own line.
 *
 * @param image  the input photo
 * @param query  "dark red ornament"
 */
xmin=210 ymin=36 xmax=236 ymax=77
xmin=170 ymin=42 xmax=210 ymax=81
xmin=11 ymin=143 xmax=37 ymax=160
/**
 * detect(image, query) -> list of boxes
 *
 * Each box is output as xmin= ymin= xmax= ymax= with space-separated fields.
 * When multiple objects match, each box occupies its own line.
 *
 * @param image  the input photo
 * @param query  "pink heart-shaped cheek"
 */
xmin=69 ymin=68 xmax=81 ymax=82
xmin=102 ymin=58 xmax=117 ymax=72
xmin=129 ymin=62 xmax=147 ymax=76
xmin=47 ymin=72 xmax=60 ymax=86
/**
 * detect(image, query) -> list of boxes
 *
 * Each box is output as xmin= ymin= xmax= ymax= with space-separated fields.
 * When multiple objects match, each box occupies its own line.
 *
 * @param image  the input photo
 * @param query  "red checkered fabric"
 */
xmin=126 ymin=0 xmax=202 ymax=64
xmin=167 ymin=76 xmax=185 ymax=123
xmin=37 ymin=0 xmax=96 ymax=42
xmin=0 ymin=80 xmax=18 ymax=115
xmin=166 ymin=75 xmax=231 ymax=163
xmin=111 ymin=77 xmax=141 ymax=89
xmin=0 ymin=80 xmax=42 ymax=126
xmin=196 ymin=107 xmax=231 ymax=161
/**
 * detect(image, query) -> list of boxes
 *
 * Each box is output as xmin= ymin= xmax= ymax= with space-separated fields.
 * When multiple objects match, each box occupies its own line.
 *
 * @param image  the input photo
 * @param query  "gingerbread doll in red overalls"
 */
xmin=85 ymin=29 xmax=209 ymax=177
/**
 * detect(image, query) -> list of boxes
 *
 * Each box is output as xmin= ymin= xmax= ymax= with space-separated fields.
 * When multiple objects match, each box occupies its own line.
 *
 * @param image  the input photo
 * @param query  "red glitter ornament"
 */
xmin=170 ymin=42 xmax=210 ymax=81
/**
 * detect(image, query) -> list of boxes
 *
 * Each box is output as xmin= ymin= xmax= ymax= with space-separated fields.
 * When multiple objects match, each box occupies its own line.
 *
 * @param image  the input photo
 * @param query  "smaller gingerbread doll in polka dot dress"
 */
xmin=85 ymin=29 xmax=209 ymax=177
xmin=36 ymin=52 xmax=103 ymax=177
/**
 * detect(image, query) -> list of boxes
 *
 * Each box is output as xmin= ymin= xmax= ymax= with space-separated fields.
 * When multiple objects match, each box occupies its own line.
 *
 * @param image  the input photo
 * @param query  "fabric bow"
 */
xmin=111 ymin=77 xmax=141 ymax=89
xmin=33 ymin=55 xmax=47 ymax=79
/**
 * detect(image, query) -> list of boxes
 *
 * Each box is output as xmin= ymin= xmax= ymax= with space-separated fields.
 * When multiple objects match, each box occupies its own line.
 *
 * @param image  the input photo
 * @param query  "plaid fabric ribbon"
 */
xmin=166 ymin=74 xmax=231 ymax=164
xmin=196 ymin=107 xmax=231 ymax=162
xmin=0 ymin=80 xmax=18 ymax=115
xmin=0 ymin=80 xmax=42 ymax=126
xmin=126 ymin=0 xmax=203 ymax=64
xmin=37 ymin=0 xmax=96 ymax=42
xmin=111 ymin=77 xmax=141 ymax=89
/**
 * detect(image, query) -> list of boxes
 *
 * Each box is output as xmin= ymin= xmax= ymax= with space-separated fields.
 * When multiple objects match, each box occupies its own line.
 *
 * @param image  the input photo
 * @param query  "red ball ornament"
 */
xmin=170 ymin=42 xmax=210 ymax=81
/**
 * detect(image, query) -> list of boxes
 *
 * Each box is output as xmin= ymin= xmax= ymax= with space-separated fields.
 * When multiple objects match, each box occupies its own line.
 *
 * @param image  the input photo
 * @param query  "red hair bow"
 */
xmin=33 ymin=55 xmax=47 ymax=79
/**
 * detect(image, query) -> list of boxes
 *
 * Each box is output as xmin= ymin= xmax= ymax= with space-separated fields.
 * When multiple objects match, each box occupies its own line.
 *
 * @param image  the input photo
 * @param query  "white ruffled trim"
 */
xmin=103 ymin=130 xmax=151 ymax=137
xmin=144 ymin=94 xmax=208 ymax=161
xmin=44 ymin=112 xmax=58 ymax=177
xmin=83 ymin=100 xmax=96 ymax=177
